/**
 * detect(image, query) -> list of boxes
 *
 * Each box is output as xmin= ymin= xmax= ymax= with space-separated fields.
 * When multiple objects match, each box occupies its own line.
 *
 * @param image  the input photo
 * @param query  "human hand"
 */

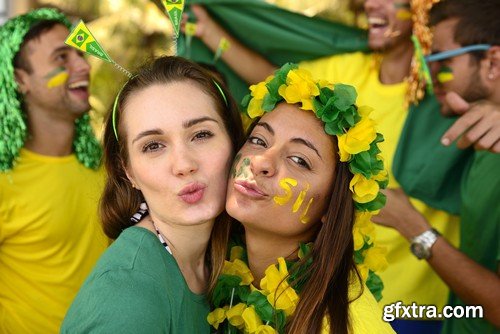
xmin=441 ymin=92 xmax=500 ymax=153
xmin=181 ymin=5 xmax=214 ymax=39
xmin=372 ymin=188 xmax=430 ymax=240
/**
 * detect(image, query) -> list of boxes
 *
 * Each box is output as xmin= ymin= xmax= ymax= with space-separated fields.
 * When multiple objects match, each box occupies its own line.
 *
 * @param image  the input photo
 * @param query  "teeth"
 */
xmin=368 ymin=17 xmax=387 ymax=26
xmin=68 ymin=80 xmax=89 ymax=89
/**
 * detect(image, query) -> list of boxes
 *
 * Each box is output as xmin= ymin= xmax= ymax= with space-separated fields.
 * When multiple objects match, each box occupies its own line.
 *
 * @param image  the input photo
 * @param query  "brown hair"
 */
xmin=100 ymin=55 xmax=245 ymax=292
xmin=430 ymin=0 xmax=500 ymax=63
xmin=286 ymin=151 xmax=359 ymax=334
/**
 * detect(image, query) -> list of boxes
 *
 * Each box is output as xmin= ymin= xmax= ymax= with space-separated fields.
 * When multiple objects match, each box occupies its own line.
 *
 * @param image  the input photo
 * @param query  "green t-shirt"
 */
xmin=442 ymin=151 xmax=500 ymax=334
xmin=61 ymin=226 xmax=210 ymax=333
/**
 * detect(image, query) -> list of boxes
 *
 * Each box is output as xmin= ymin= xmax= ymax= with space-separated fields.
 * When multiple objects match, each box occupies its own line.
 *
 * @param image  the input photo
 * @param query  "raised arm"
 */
xmin=184 ymin=5 xmax=277 ymax=84
xmin=373 ymin=188 xmax=500 ymax=327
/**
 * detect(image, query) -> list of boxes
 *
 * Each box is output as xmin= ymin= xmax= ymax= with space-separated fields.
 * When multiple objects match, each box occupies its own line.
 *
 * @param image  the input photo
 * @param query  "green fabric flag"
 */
xmin=393 ymin=94 xmax=473 ymax=214
xmin=179 ymin=0 xmax=369 ymax=102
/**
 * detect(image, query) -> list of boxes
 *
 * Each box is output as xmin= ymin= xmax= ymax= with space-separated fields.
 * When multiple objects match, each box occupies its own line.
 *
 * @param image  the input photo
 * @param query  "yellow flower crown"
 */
xmin=241 ymin=63 xmax=388 ymax=296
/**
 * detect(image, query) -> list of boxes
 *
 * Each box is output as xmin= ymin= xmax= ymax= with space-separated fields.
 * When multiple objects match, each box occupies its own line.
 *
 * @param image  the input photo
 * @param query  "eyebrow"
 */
xmin=131 ymin=117 xmax=219 ymax=144
xmin=183 ymin=116 xmax=219 ymax=129
xmin=50 ymin=45 xmax=72 ymax=57
xmin=291 ymin=138 xmax=322 ymax=160
xmin=256 ymin=122 xmax=322 ymax=160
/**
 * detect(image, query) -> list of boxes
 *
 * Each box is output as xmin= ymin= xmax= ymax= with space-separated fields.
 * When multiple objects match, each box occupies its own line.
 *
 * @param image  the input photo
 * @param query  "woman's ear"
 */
xmin=123 ymin=161 xmax=140 ymax=190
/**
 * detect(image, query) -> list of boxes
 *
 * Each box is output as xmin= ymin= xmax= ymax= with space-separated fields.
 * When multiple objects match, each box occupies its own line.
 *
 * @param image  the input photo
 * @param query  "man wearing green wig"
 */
xmin=185 ymin=0 xmax=500 ymax=332
xmin=0 ymin=8 xmax=107 ymax=333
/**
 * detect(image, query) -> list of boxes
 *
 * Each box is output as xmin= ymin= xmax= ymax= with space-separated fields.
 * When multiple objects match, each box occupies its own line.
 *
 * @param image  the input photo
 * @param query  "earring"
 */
xmin=488 ymin=72 xmax=495 ymax=80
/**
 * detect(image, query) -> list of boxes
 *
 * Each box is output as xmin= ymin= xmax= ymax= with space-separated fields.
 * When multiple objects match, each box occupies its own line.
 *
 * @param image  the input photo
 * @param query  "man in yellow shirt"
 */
xmin=0 ymin=9 xmax=108 ymax=333
xmin=185 ymin=1 xmax=500 ymax=332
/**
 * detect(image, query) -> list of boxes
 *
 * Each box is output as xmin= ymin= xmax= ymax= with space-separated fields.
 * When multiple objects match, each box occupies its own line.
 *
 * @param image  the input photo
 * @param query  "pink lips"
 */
xmin=178 ymin=182 xmax=207 ymax=204
xmin=234 ymin=180 xmax=267 ymax=199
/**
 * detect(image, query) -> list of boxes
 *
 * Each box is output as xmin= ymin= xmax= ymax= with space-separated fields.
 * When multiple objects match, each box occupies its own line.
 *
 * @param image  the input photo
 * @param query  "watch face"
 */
xmin=411 ymin=243 xmax=428 ymax=259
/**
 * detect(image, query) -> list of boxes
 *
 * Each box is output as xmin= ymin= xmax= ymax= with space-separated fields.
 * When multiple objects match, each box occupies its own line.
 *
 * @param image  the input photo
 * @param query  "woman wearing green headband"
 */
xmin=62 ymin=56 xmax=245 ymax=333
xmin=208 ymin=64 xmax=394 ymax=333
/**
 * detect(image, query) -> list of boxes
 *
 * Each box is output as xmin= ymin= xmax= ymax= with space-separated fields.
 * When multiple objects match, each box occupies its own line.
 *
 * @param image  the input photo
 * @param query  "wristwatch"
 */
xmin=410 ymin=228 xmax=441 ymax=260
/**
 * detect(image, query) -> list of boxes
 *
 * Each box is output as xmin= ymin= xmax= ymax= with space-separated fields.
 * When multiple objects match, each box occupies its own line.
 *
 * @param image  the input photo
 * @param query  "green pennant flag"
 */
xmin=65 ymin=20 xmax=112 ymax=63
xmin=162 ymin=0 xmax=185 ymax=38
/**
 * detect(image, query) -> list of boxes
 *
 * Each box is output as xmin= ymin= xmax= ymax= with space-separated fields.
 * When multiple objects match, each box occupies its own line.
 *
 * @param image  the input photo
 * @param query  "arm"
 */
xmin=441 ymin=92 xmax=500 ymax=153
xmin=372 ymin=188 xmax=500 ymax=327
xmin=184 ymin=5 xmax=277 ymax=84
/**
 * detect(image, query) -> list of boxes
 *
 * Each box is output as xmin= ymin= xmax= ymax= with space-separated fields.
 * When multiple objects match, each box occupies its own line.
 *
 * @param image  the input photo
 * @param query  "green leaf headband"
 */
xmin=0 ymin=8 xmax=101 ymax=171
xmin=241 ymin=63 xmax=388 ymax=213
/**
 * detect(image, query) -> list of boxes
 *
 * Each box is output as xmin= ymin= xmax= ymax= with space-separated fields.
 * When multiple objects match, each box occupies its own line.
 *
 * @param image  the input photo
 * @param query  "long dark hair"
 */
xmin=100 ymin=56 xmax=245 ymax=292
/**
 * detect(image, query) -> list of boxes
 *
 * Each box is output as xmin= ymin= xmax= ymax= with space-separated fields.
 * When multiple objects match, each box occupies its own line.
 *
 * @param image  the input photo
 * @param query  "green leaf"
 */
xmin=241 ymin=94 xmax=251 ymax=108
xmin=366 ymin=271 xmax=384 ymax=302
xmin=355 ymin=192 xmax=387 ymax=212
xmin=333 ymin=83 xmax=357 ymax=110
xmin=247 ymin=291 xmax=275 ymax=321
xmin=324 ymin=121 xmax=342 ymax=136
xmin=262 ymin=94 xmax=278 ymax=112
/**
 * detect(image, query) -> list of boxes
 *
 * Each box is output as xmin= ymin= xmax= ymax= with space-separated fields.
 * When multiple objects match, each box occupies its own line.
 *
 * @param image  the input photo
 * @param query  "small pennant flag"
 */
xmin=162 ymin=0 xmax=185 ymax=38
xmin=411 ymin=35 xmax=434 ymax=94
xmin=65 ymin=20 xmax=112 ymax=63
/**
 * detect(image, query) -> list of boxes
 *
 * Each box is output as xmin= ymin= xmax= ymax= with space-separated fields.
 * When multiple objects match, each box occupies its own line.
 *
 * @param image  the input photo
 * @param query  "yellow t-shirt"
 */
xmin=300 ymin=52 xmax=460 ymax=310
xmin=0 ymin=149 xmax=109 ymax=333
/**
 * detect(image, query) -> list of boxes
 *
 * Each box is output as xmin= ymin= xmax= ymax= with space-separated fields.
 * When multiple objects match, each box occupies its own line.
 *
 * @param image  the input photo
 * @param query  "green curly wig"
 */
xmin=0 ymin=8 xmax=101 ymax=172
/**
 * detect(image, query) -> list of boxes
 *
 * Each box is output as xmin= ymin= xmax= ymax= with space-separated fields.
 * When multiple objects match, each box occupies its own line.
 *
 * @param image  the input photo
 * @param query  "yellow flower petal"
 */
xmin=248 ymin=98 xmax=265 ymax=119
xmin=250 ymin=81 xmax=268 ymax=100
xmin=363 ymin=246 xmax=388 ymax=272
xmin=349 ymin=174 xmax=379 ymax=203
xmin=207 ymin=308 xmax=226 ymax=330
xmin=242 ymin=306 xmax=263 ymax=333
xmin=338 ymin=116 xmax=377 ymax=155
xmin=226 ymin=303 xmax=246 ymax=329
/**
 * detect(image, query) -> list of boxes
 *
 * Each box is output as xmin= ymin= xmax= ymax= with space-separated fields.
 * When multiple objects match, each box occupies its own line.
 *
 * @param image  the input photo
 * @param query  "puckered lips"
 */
xmin=178 ymin=182 xmax=207 ymax=204
xmin=233 ymin=179 xmax=268 ymax=199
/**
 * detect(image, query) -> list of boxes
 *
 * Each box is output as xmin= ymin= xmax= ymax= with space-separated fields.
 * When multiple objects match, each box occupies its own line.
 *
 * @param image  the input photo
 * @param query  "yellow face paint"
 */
xmin=292 ymin=183 xmax=310 ymax=213
xmin=396 ymin=9 xmax=412 ymax=21
xmin=45 ymin=67 xmax=68 ymax=88
xmin=273 ymin=178 xmax=298 ymax=205
xmin=437 ymin=66 xmax=454 ymax=83
xmin=300 ymin=198 xmax=314 ymax=224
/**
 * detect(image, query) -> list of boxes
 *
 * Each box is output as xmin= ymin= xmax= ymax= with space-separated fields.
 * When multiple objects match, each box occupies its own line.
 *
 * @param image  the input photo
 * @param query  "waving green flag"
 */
xmin=179 ymin=0 xmax=369 ymax=102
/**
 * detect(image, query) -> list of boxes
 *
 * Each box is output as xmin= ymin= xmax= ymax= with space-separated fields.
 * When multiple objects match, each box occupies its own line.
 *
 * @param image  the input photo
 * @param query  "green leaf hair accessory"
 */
xmin=65 ymin=20 xmax=132 ymax=78
xmin=241 ymin=63 xmax=389 ymax=299
xmin=0 ymin=8 xmax=100 ymax=171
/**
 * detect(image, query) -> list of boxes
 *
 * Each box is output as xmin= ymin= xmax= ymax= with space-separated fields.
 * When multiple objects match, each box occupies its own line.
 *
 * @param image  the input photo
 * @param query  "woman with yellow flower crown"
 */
xmin=208 ymin=63 xmax=395 ymax=333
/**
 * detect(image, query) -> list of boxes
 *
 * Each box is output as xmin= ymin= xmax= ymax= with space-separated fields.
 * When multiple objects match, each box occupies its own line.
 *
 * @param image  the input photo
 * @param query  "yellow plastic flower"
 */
xmin=353 ymin=211 xmax=376 ymax=250
xmin=260 ymin=258 xmax=299 ymax=316
xmin=255 ymin=325 xmax=278 ymax=334
xmin=349 ymin=174 xmax=380 ymax=203
xmin=248 ymin=97 xmax=265 ymax=118
xmin=372 ymin=169 xmax=388 ymax=183
xmin=247 ymin=81 xmax=270 ymax=118
xmin=278 ymin=68 xmax=319 ymax=111
xmin=230 ymin=246 xmax=245 ymax=261
xmin=207 ymin=307 xmax=227 ymax=330
xmin=242 ymin=305 xmax=263 ymax=333
xmin=363 ymin=246 xmax=388 ymax=272
xmin=222 ymin=259 xmax=254 ymax=285
xmin=226 ymin=303 xmax=246 ymax=329
xmin=337 ymin=116 xmax=377 ymax=160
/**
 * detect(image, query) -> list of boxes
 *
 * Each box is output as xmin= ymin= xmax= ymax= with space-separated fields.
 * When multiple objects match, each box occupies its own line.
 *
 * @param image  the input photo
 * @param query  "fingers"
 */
xmin=456 ymin=114 xmax=493 ymax=149
xmin=441 ymin=109 xmax=482 ymax=147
